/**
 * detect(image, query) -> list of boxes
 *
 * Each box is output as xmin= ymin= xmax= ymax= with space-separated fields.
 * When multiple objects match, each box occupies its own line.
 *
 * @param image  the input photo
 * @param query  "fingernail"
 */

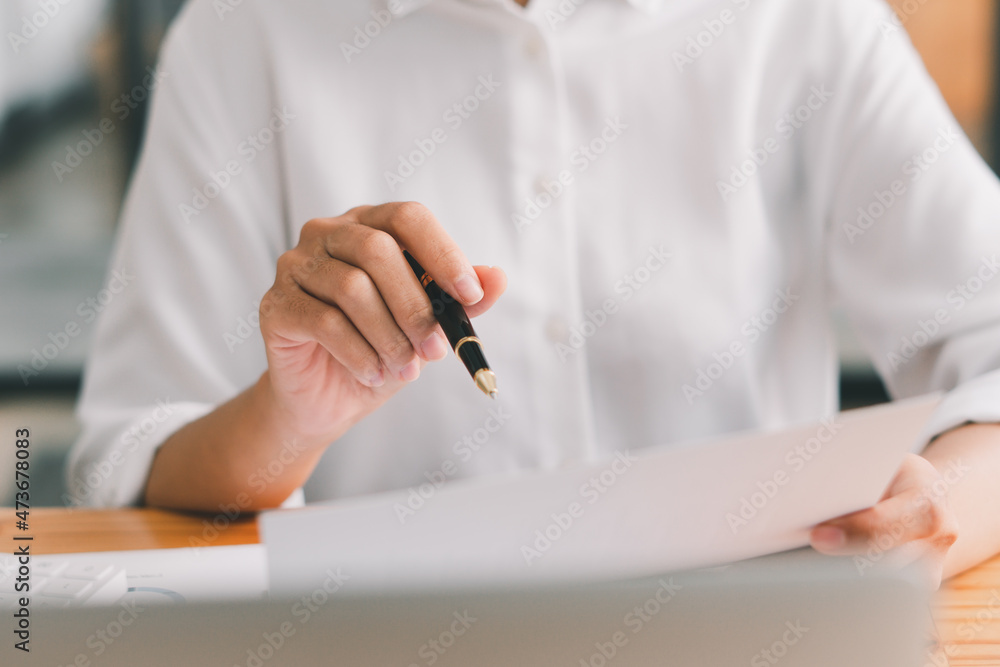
xmin=811 ymin=526 xmax=846 ymax=551
xmin=365 ymin=368 xmax=385 ymax=388
xmin=454 ymin=274 xmax=484 ymax=305
xmin=399 ymin=358 xmax=420 ymax=383
xmin=420 ymin=332 xmax=449 ymax=361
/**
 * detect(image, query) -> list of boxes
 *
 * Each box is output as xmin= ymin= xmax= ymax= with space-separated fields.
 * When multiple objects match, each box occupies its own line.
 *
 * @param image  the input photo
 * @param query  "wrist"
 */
xmin=249 ymin=372 xmax=345 ymax=452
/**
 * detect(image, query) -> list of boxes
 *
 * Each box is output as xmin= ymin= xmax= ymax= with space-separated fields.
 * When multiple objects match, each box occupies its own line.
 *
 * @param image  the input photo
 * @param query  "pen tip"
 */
xmin=475 ymin=369 xmax=498 ymax=399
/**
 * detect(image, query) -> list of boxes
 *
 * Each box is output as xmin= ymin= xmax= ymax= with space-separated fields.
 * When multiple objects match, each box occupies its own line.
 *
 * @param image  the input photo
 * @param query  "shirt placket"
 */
xmin=505 ymin=14 xmax=598 ymax=469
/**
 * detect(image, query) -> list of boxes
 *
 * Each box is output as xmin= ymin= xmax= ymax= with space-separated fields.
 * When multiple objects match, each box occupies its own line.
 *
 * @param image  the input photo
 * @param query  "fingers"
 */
xmin=274 ymin=206 xmax=504 ymax=389
xmin=464 ymin=265 xmax=507 ymax=318
xmin=350 ymin=202 xmax=486 ymax=306
xmin=305 ymin=209 xmax=505 ymax=355
xmin=878 ymin=453 xmax=935 ymax=500
xmin=291 ymin=255 xmax=439 ymax=382
xmin=811 ymin=491 xmax=952 ymax=554
xmin=318 ymin=224 xmax=450 ymax=365
xmin=810 ymin=455 xmax=959 ymax=557
xmin=260 ymin=284 xmax=385 ymax=388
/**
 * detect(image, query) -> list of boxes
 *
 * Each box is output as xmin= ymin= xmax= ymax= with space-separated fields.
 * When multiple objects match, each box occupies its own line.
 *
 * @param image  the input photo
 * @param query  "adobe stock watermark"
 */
xmin=19 ymin=268 xmax=135 ymax=386
xmin=879 ymin=0 xmax=931 ymax=39
xmin=213 ymin=0 xmax=248 ymax=21
xmin=717 ymin=85 xmax=833 ymax=202
xmin=7 ymin=0 xmax=74 ymax=54
xmin=854 ymin=458 xmax=970 ymax=576
xmin=224 ymin=299 xmax=262 ymax=352
xmin=843 ymin=125 xmax=959 ymax=243
xmin=726 ymin=417 xmax=844 ymax=534
xmin=340 ymin=0 xmax=403 ymax=62
xmin=393 ymin=406 xmax=512 ymax=524
xmin=225 ymin=289 xmax=297 ymax=353
xmin=555 ymin=245 xmax=672 ymax=362
xmin=578 ymin=578 xmax=682 ymax=667
xmin=226 ymin=255 xmax=333 ymax=353
xmin=927 ymin=589 xmax=1000 ymax=665
xmin=232 ymin=567 xmax=350 ymax=667
xmin=180 ymin=106 xmax=297 ymax=224
xmin=513 ymin=116 xmax=628 ymax=233
xmin=54 ymin=599 xmax=146 ymax=666
xmin=52 ymin=67 xmax=170 ymax=182
xmin=750 ymin=621 xmax=809 ymax=667
xmin=188 ymin=438 xmax=309 ymax=553
xmin=406 ymin=611 xmax=477 ymax=667
xmin=673 ymin=0 xmax=754 ymax=72
xmin=521 ymin=450 xmax=638 ymax=565
xmin=956 ymin=589 xmax=1000 ymax=640
xmin=63 ymin=399 xmax=176 ymax=506
xmin=682 ymin=288 xmax=799 ymax=404
xmin=886 ymin=254 xmax=999 ymax=372
xmin=544 ymin=0 xmax=584 ymax=30
xmin=384 ymin=74 xmax=501 ymax=192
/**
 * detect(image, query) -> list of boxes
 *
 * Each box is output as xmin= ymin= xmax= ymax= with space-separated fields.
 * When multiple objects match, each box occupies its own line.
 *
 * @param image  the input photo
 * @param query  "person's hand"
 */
xmin=258 ymin=202 xmax=506 ymax=441
xmin=809 ymin=453 xmax=959 ymax=588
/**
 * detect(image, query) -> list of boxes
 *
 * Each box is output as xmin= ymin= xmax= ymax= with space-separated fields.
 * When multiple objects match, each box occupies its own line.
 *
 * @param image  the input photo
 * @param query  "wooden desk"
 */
xmin=3 ymin=509 xmax=998 ymax=663
xmin=0 ymin=507 xmax=259 ymax=554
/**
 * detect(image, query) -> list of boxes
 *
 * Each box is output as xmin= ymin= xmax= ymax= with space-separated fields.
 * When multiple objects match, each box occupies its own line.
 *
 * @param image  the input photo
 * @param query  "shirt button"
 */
xmin=545 ymin=316 xmax=569 ymax=343
xmin=524 ymin=35 xmax=545 ymax=59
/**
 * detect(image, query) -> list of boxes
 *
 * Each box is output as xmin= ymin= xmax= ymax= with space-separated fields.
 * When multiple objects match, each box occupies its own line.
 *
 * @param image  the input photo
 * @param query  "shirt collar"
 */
xmin=374 ymin=0 xmax=667 ymax=19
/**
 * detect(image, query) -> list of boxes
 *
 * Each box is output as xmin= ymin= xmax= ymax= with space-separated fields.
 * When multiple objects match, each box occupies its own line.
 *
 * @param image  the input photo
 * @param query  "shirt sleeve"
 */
xmin=66 ymin=0 xmax=292 ymax=507
xmin=820 ymin=0 xmax=1000 ymax=444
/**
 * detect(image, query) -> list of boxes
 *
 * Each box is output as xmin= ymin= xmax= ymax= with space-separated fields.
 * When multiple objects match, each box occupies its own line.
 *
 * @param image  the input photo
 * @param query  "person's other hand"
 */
xmin=258 ymin=202 xmax=506 ymax=441
xmin=809 ymin=453 xmax=959 ymax=588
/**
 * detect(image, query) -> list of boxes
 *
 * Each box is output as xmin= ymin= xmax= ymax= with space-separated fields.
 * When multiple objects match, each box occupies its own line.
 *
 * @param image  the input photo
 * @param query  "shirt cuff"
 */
xmin=68 ymin=402 xmax=313 ymax=509
xmin=67 ymin=401 xmax=215 ymax=508
xmin=281 ymin=488 xmax=306 ymax=508
xmin=917 ymin=368 xmax=1000 ymax=450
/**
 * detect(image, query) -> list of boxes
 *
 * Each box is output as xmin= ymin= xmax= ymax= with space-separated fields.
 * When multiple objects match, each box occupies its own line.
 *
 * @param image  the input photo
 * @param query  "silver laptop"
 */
xmin=27 ymin=548 xmax=930 ymax=666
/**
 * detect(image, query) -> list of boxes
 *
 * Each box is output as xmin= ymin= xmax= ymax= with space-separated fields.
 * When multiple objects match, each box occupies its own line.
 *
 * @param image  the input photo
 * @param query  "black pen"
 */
xmin=404 ymin=250 xmax=498 ymax=399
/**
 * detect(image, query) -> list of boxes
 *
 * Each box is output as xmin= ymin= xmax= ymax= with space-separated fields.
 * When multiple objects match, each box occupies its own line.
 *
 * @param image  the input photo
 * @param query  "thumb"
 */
xmin=464 ymin=265 xmax=507 ymax=319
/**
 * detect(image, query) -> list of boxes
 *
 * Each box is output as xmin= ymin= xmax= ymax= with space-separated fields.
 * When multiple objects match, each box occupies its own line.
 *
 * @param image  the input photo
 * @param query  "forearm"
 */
xmin=142 ymin=373 xmax=334 ymax=512
xmin=923 ymin=423 xmax=1000 ymax=579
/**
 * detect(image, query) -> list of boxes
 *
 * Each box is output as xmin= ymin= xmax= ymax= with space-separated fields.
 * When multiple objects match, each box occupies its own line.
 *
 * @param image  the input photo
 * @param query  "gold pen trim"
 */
xmin=474 ymin=368 xmax=499 ymax=399
xmin=454 ymin=335 xmax=482 ymax=357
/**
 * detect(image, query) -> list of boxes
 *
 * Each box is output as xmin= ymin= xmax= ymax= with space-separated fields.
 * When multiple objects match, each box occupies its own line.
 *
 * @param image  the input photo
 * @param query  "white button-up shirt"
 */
xmin=68 ymin=0 xmax=1000 ymax=507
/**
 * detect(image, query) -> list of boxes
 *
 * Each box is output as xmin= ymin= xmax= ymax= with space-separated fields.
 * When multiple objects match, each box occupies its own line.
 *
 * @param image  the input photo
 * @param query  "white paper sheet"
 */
xmin=114 ymin=544 xmax=268 ymax=602
xmin=22 ymin=544 xmax=268 ymax=604
xmin=262 ymin=395 xmax=941 ymax=595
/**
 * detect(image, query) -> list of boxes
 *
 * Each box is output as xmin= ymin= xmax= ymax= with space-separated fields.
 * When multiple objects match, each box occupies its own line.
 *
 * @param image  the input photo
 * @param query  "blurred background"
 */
xmin=0 ymin=0 xmax=996 ymax=506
